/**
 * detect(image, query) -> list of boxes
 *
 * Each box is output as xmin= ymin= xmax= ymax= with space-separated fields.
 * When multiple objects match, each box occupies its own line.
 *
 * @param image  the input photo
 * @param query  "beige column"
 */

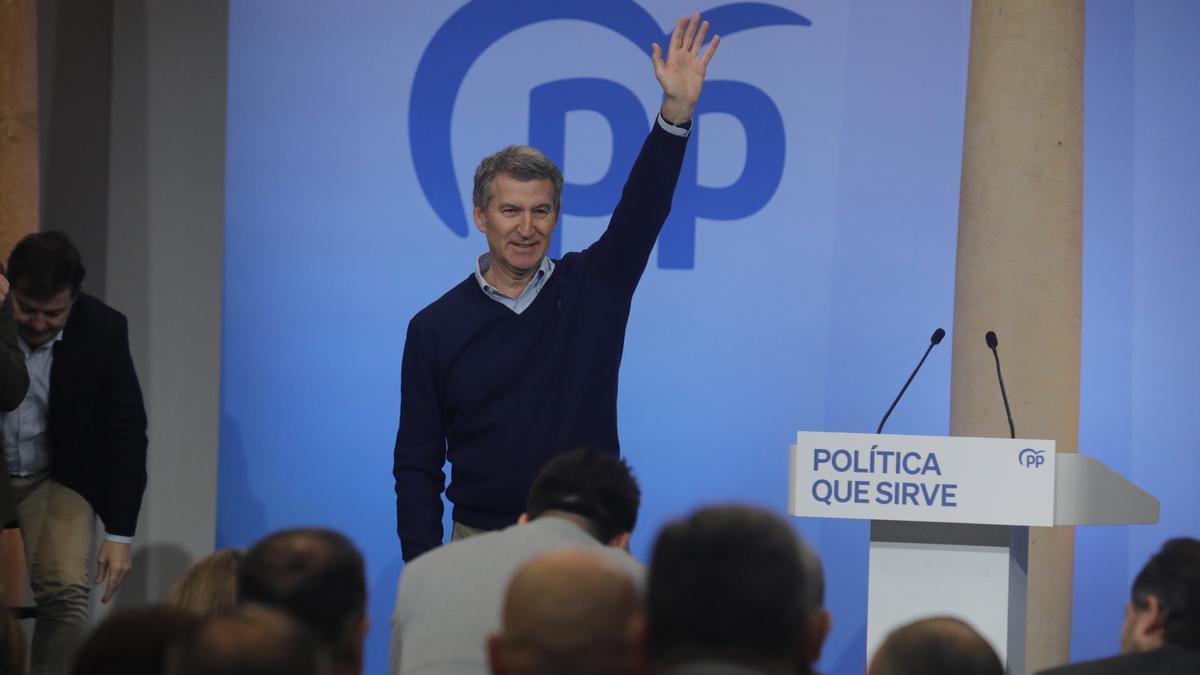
xmin=0 ymin=0 xmax=39 ymax=606
xmin=951 ymin=1 xmax=1083 ymax=672
xmin=0 ymin=0 xmax=41 ymax=254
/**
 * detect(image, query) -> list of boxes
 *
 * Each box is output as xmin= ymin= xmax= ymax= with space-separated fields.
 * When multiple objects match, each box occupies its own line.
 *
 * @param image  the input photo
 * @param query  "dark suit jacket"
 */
xmin=48 ymin=292 xmax=148 ymax=537
xmin=1037 ymin=645 xmax=1200 ymax=675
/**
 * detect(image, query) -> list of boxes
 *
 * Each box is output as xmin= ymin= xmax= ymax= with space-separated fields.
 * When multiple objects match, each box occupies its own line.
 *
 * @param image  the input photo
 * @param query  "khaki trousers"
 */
xmin=451 ymin=520 xmax=488 ymax=541
xmin=11 ymin=473 xmax=95 ymax=675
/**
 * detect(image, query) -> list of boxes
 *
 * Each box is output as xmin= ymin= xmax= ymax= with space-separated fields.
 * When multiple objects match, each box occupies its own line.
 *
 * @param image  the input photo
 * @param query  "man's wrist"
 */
xmin=104 ymin=533 xmax=133 ymax=545
xmin=659 ymin=99 xmax=695 ymax=127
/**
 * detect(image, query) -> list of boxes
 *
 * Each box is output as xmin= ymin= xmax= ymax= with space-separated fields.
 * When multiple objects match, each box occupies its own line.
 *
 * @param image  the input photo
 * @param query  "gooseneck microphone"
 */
xmin=876 ymin=328 xmax=946 ymax=434
xmin=986 ymin=330 xmax=1016 ymax=439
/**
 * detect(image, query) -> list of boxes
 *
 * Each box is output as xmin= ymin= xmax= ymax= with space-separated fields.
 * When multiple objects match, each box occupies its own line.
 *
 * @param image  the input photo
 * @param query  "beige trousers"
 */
xmin=11 ymin=473 xmax=95 ymax=675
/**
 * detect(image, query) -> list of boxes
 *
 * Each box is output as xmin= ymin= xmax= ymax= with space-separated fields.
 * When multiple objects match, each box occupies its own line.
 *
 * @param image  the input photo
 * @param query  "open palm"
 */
xmin=652 ymin=13 xmax=720 ymax=124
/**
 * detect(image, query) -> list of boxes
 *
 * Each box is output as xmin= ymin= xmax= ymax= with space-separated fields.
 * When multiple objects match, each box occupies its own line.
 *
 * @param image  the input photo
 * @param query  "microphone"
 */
xmin=986 ymin=331 xmax=1016 ymax=439
xmin=876 ymin=328 xmax=946 ymax=434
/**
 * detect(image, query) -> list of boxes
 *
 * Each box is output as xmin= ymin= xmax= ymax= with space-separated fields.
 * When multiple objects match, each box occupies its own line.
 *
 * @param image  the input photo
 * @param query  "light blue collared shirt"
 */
xmin=474 ymin=254 xmax=556 ymax=314
xmin=2 ymin=333 xmax=61 ymax=476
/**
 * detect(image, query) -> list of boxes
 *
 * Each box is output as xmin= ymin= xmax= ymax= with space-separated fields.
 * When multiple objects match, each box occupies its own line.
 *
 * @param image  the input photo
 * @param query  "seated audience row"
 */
xmin=3 ymin=446 xmax=1190 ymax=675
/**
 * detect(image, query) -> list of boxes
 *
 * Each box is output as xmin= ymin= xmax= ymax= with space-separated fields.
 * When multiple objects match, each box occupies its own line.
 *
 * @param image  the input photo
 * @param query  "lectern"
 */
xmin=788 ymin=431 xmax=1158 ymax=675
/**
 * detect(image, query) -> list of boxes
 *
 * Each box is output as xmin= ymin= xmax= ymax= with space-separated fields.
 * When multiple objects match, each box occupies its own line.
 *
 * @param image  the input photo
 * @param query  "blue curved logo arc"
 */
xmin=410 ymin=1 xmax=811 ymax=237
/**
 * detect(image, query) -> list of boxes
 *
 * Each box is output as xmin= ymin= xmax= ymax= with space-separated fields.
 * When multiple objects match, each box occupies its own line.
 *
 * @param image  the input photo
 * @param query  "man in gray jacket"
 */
xmin=389 ymin=448 xmax=643 ymax=675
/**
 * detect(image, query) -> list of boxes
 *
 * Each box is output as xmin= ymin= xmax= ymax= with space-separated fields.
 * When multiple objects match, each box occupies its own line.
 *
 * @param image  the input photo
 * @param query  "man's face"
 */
xmin=474 ymin=174 xmax=557 ymax=279
xmin=12 ymin=288 xmax=74 ymax=348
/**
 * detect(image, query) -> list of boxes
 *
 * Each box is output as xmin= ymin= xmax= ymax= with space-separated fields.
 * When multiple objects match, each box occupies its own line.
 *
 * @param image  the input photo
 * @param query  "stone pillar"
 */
xmin=0 ymin=0 xmax=40 ymax=253
xmin=0 ymin=0 xmax=40 ymax=606
xmin=950 ymin=1 xmax=1083 ymax=672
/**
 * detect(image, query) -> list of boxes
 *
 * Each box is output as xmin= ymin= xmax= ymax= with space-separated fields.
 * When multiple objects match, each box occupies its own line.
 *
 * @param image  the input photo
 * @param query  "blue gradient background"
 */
xmin=218 ymin=2 xmax=1200 ymax=673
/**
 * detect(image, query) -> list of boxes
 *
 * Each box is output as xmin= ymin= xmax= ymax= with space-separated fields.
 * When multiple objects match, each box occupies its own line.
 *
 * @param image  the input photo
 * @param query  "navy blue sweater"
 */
xmin=395 ymin=122 xmax=688 ymax=561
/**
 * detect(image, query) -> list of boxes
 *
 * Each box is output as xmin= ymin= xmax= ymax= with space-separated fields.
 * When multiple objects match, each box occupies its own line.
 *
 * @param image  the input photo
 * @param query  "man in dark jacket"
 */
xmin=2 ymin=231 xmax=147 ymax=675
xmin=1037 ymin=538 xmax=1200 ymax=675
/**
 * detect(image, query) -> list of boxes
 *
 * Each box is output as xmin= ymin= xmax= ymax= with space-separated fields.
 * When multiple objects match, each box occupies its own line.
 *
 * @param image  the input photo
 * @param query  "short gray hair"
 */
xmin=472 ymin=145 xmax=564 ymax=212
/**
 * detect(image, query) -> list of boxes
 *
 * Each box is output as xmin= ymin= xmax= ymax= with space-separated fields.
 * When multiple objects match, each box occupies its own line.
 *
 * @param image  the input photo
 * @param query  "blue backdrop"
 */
xmin=218 ymin=1 xmax=1200 ymax=673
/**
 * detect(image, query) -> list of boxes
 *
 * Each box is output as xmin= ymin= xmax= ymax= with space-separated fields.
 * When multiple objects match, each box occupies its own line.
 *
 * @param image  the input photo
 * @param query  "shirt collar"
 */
xmin=18 ymin=330 xmax=64 ymax=357
xmin=474 ymin=253 xmax=555 ymax=301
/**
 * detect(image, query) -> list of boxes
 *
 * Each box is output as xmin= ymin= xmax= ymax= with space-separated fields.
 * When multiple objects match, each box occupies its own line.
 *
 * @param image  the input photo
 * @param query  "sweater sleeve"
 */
xmin=578 ymin=119 xmax=690 ymax=297
xmin=394 ymin=316 xmax=448 ymax=562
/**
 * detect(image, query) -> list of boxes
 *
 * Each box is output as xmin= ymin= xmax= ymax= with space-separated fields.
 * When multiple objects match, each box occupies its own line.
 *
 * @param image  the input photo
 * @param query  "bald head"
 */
xmin=488 ymin=549 xmax=641 ymax=675
xmin=868 ymin=617 xmax=1002 ymax=675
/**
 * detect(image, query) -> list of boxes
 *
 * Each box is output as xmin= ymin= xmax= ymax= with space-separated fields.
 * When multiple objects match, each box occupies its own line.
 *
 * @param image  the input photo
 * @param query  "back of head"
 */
xmin=72 ymin=605 xmax=200 ymax=675
xmin=167 ymin=604 xmax=330 ymax=675
xmin=168 ymin=548 xmax=243 ymax=617
xmin=489 ymin=549 xmax=640 ymax=675
xmin=867 ymin=616 xmax=1002 ymax=675
xmin=1129 ymin=537 xmax=1200 ymax=649
xmin=7 ymin=231 xmax=86 ymax=300
xmin=524 ymin=448 xmax=640 ymax=543
xmin=647 ymin=505 xmax=810 ymax=670
xmin=238 ymin=528 xmax=367 ymax=656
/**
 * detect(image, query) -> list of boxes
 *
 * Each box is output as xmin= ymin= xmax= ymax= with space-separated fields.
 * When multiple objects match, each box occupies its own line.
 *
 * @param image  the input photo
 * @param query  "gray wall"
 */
xmin=37 ymin=0 xmax=227 ymax=612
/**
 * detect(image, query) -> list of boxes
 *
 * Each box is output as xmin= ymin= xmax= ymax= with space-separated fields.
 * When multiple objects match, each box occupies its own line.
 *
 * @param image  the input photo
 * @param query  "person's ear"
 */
xmin=517 ymin=513 xmax=530 ymax=525
xmin=487 ymin=633 xmax=509 ymax=675
xmin=1139 ymin=596 xmax=1168 ymax=646
xmin=1123 ymin=596 xmax=1168 ymax=653
xmin=803 ymin=609 xmax=832 ymax=665
xmin=474 ymin=206 xmax=489 ymax=233
xmin=607 ymin=531 xmax=632 ymax=551
xmin=344 ymin=614 xmax=370 ymax=672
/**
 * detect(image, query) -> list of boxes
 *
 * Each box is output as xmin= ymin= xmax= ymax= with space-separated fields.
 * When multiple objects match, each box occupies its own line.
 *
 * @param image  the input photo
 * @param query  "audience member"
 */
xmin=1037 ymin=537 xmax=1200 ymax=674
xmin=0 ymin=258 xmax=31 ymax=541
xmin=799 ymin=539 xmax=833 ymax=667
xmin=390 ymin=448 xmax=643 ymax=675
xmin=167 ymin=604 xmax=330 ymax=675
xmin=168 ymin=548 xmax=243 ymax=617
xmin=70 ymin=605 xmax=199 ymax=675
xmin=3 ymin=231 xmax=148 ymax=675
xmin=2 ymin=603 xmax=27 ymax=675
xmin=487 ymin=549 xmax=642 ymax=675
xmin=867 ymin=616 xmax=1002 ymax=675
xmin=646 ymin=504 xmax=827 ymax=675
xmin=238 ymin=528 xmax=368 ymax=675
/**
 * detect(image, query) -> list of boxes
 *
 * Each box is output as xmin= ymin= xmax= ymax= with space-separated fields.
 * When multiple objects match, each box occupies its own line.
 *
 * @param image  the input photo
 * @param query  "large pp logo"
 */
xmin=410 ymin=1 xmax=810 ymax=269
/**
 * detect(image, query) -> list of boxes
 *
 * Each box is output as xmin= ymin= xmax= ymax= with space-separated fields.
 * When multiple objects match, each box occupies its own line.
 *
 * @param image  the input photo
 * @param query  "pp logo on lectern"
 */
xmin=409 ymin=0 xmax=811 ymax=269
xmin=1018 ymin=448 xmax=1046 ymax=468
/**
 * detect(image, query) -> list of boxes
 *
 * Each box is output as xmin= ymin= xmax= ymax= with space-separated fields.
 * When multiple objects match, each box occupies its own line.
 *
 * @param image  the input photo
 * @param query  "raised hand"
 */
xmin=651 ymin=13 xmax=720 ymax=125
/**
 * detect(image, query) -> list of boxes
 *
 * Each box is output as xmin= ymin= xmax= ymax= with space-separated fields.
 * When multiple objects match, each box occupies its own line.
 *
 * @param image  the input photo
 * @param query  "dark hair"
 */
xmin=1131 ymin=537 xmax=1200 ymax=649
xmin=524 ymin=448 xmax=640 ymax=543
xmin=7 ymin=231 xmax=86 ymax=299
xmin=238 ymin=528 xmax=366 ymax=654
xmin=647 ymin=505 xmax=809 ymax=668
xmin=72 ymin=605 xmax=201 ymax=675
xmin=868 ymin=616 xmax=1002 ymax=675
xmin=167 ymin=604 xmax=329 ymax=675
xmin=473 ymin=145 xmax=564 ymax=213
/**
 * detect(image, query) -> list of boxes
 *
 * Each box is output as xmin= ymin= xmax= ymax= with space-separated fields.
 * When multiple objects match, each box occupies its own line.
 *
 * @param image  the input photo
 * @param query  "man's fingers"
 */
xmin=95 ymin=559 xmax=108 ymax=585
xmin=692 ymin=21 xmax=710 ymax=55
xmin=700 ymin=34 xmax=721 ymax=65
xmin=682 ymin=13 xmax=700 ymax=51
xmin=103 ymin=567 xmax=128 ymax=604
xmin=651 ymin=42 xmax=663 ymax=70
xmin=671 ymin=15 xmax=686 ymax=50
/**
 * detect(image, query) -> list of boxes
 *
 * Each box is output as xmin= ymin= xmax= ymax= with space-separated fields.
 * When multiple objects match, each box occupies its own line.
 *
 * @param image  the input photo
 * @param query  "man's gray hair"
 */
xmin=472 ymin=145 xmax=564 ymax=212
